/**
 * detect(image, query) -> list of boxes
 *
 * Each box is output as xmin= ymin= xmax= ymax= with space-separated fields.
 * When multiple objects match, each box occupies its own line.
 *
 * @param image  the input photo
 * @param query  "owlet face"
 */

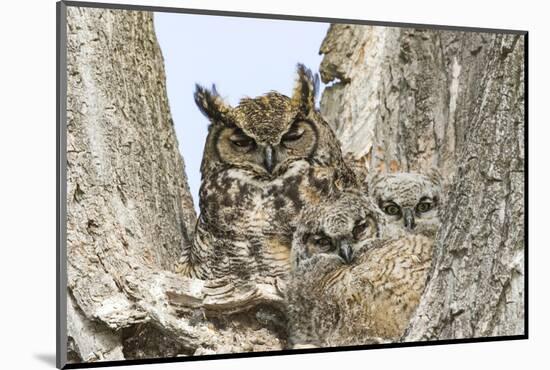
xmin=368 ymin=170 xmax=442 ymax=236
xmin=292 ymin=192 xmax=386 ymax=267
xmin=194 ymin=64 xmax=341 ymax=179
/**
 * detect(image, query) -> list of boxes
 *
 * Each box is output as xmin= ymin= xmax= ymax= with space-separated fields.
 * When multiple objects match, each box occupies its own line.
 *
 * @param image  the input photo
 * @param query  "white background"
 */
xmin=0 ymin=0 xmax=544 ymax=369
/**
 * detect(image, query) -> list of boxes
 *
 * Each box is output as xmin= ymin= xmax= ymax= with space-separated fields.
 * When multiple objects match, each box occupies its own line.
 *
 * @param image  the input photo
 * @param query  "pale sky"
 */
xmin=153 ymin=12 xmax=329 ymax=211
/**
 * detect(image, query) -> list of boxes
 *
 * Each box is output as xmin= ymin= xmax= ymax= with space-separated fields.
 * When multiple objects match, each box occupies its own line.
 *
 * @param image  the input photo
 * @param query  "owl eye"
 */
xmin=383 ymin=202 xmax=401 ymax=216
xmin=229 ymin=134 xmax=254 ymax=148
xmin=282 ymin=127 xmax=305 ymax=142
xmin=416 ymin=200 xmax=433 ymax=213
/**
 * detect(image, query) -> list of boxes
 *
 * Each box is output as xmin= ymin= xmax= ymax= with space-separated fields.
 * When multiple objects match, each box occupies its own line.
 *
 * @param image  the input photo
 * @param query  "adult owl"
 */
xmin=180 ymin=64 xmax=357 ymax=289
xmin=367 ymin=169 xmax=443 ymax=238
xmin=286 ymin=192 xmax=434 ymax=348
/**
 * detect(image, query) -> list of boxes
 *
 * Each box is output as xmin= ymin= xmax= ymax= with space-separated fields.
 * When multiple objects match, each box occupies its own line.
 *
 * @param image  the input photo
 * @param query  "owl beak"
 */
xmin=337 ymin=240 xmax=354 ymax=264
xmin=264 ymin=145 xmax=276 ymax=174
xmin=403 ymin=208 xmax=416 ymax=230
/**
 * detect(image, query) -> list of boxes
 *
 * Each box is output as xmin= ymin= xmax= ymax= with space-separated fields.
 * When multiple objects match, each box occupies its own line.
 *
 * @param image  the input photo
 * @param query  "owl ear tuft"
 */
xmin=194 ymin=84 xmax=233 ymax=124
xmin=291 ymin=64 xmax=319 ymax=114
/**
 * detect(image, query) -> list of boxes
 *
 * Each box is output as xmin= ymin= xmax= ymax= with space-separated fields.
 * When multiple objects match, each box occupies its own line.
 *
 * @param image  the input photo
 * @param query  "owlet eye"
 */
xmin=383 ymin=202 xmax=401 ymax=216
xmin=352 ymin=220 xmax=369 ymax=240
xmin=416 ymin=201 xmax=433 ymax=213
xmin=312 ymin=235 xmax=333 ymax=252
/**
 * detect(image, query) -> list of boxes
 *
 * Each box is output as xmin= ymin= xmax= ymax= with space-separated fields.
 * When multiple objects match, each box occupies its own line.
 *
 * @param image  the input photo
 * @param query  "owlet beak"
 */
xmin=403 ymin=208 xmax=416 ymax=230
xmin=337 ymin=240 xmax=354 ymax=264
xmin=264 ymin=145 xmax=275 ymax=174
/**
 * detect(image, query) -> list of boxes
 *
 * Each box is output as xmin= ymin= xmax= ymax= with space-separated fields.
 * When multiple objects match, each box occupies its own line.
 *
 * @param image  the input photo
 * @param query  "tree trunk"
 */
xmin=65 ymin=6 xmax=284 ymax=363
xmin=319 ymin=24 xmax=525 ymax=339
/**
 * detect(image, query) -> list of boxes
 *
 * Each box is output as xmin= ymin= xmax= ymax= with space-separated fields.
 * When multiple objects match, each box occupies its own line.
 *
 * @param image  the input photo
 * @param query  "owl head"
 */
xmin=367 ymin=169 xmax=443 ymax=237
xmin=194 ymin=64 xmax=344 ymax=179
xmin=291 ymin=192 xmax=387 ymax=269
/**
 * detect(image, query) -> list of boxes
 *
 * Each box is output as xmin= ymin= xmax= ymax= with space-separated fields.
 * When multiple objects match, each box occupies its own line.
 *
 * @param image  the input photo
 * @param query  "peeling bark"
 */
xmin=67 ymin=293 xmax=125 ymax=362
xmin=319 ymin=25 xmax=525 ymax=340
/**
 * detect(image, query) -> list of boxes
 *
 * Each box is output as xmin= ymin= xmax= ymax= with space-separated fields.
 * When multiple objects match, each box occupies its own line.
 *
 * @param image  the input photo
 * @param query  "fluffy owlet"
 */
xmin=367 ymin=169 xmax=443 ymax=238
xmin=179 ymin=64 xmax=357 ymax=289
xmin=286 ymin=192 xmax=434 ymax=348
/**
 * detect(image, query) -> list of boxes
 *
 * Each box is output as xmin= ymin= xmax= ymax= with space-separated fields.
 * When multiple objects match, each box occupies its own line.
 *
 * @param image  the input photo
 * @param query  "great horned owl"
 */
xmin=286 ymin=192 xmax=434 ymax=348
xmin=180 ymin=64 xmax=357 ymax=288
xmin=367 ymin=169 xmax=443 ymax=238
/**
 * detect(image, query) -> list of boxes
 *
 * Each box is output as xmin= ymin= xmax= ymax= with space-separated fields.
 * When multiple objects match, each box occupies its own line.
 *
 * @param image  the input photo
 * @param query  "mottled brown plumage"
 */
xmin=286 ymin=192 xmax=434 ymax=348
xmin=179 ymin=65 xmax=357 ymax=290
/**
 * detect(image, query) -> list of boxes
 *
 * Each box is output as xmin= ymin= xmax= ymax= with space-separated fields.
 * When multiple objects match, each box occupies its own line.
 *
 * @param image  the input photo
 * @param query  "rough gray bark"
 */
xmin=319 ymin=24 xmax=525 ymax=340
xmin=66 ymin=7 xmax=284 ymax=363
xmin=66 ymin=293 xmax=124 ymax=362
